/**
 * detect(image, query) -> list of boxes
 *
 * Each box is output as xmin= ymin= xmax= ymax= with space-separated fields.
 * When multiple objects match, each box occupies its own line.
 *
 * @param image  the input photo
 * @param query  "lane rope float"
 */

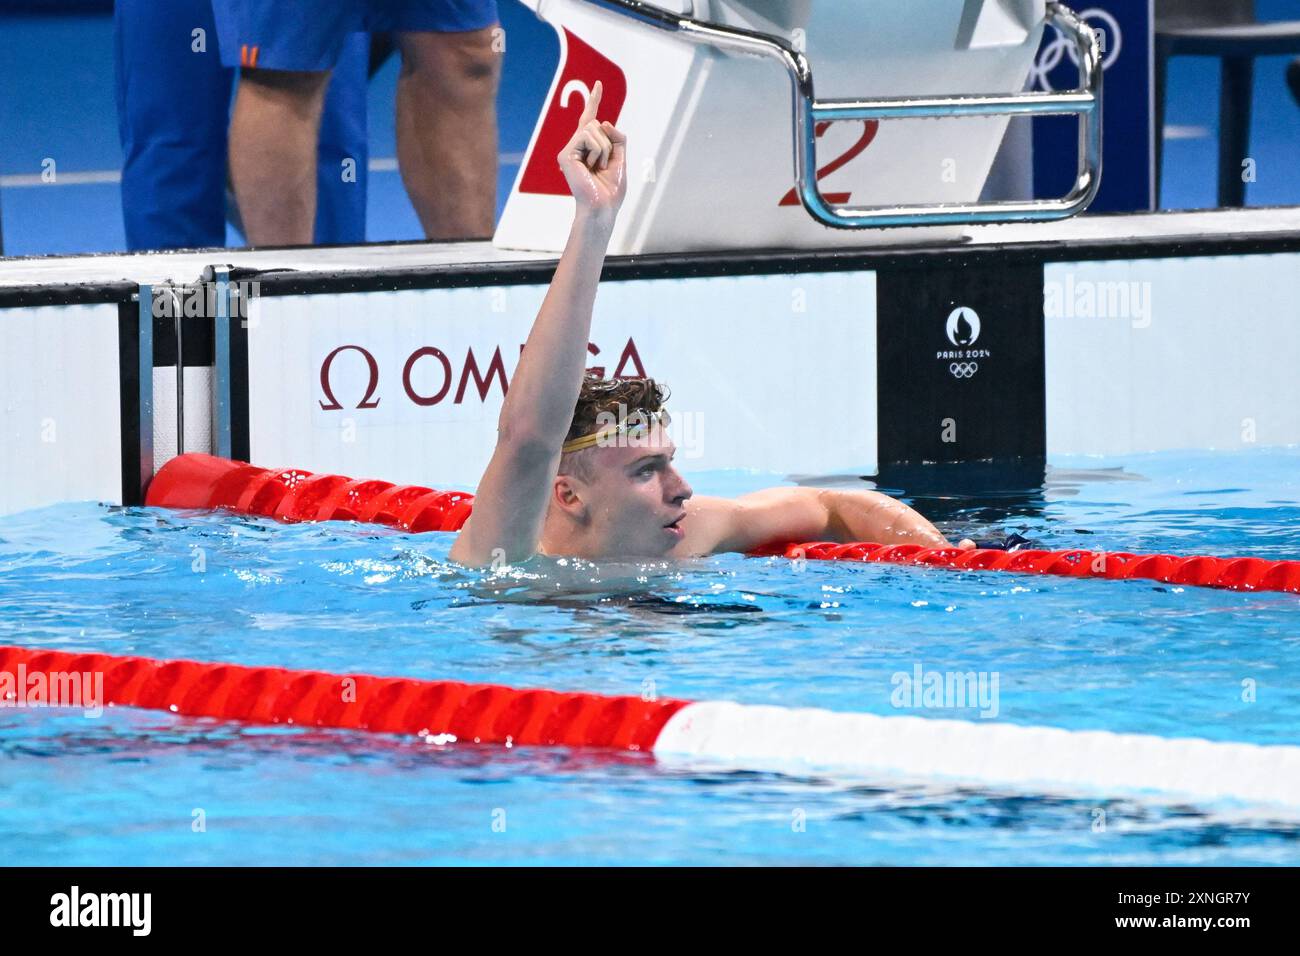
xmin=4 ymin=643 xmax=1300 ymax=807
xmin=145 ymin=454 xmax=1300 ymax=594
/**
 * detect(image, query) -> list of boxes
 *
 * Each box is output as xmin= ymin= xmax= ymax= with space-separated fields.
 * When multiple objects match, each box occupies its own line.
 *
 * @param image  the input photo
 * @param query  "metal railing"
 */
xmin=585 ymin=0 xmax=1103 ymax=227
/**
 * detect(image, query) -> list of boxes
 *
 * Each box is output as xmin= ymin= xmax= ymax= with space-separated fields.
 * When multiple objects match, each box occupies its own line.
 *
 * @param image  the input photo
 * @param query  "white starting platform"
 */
xmin=495 ymin=0 xmax=1096 ymax=253
xmin=0 ymin=1 xmax=1297 ymax=517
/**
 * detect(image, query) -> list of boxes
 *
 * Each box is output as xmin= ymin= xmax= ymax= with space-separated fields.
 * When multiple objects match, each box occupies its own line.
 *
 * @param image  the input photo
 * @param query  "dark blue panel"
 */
xmin=1033 ymin=1 xmax=1153 ymax=213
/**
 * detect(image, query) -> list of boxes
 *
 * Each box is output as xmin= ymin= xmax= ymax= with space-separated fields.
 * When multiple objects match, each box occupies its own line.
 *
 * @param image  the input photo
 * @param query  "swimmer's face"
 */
xmin=559 ymin=425 xmax=693 ymax=558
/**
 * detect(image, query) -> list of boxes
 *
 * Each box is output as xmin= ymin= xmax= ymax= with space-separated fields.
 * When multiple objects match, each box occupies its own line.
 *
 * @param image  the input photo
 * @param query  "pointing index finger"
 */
xmin=580 ymin=80 xmax=603 ymax=126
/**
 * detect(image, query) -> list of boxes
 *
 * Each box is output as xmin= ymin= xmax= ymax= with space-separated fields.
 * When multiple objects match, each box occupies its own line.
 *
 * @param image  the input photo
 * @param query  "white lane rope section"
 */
xmin=654 ymin=702 xmax=1300 ymax=808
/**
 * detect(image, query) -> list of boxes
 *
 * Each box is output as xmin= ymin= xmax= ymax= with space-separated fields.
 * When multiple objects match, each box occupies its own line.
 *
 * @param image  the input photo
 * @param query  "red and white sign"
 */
xmin=517 ymin=29 xmax=627 ymax=197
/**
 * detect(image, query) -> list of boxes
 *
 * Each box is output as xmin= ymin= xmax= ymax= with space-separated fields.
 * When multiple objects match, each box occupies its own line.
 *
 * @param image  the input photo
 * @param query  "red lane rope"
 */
xmin=746 ymin=541 xmax=1300 ymax=593
xmin=145 ymin=454 xmax=1300 ymax=594
xmin=0 ymin=645 xmax=687 ymax=750
xmin=12 ymin=643 xmax=1300 ymax=806
xmin=145 ymin=453 xmax=475 ymax=533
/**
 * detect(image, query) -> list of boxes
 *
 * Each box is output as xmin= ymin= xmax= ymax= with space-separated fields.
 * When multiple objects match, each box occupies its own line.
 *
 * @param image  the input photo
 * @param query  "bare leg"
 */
xmin=395 ymin=28 xmax=502 ymax=240
xmin=228 ymin=68 xmax=331 ymax=245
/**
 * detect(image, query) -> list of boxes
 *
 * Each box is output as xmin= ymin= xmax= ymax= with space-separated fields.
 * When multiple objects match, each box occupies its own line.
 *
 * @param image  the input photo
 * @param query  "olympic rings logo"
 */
xmin=949 ymin=362 xmax=979 ymax=379
xmin=1029 ymin=8 xmax=1121 ymax=93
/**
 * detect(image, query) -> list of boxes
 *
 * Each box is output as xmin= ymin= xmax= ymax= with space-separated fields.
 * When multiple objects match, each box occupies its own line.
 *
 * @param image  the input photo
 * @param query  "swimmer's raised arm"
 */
xmin=450 ymin=82 xmax=626 ymax=567
xmin=680 ymin=487 xmax=977 ymax=555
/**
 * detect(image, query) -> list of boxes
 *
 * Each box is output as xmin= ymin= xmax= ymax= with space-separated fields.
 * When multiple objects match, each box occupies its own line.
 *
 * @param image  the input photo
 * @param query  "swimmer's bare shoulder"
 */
xmin=670 ymin=489 xmax=835 ymax=557
xmin=671 ymin=488 xmax=976 ymax=557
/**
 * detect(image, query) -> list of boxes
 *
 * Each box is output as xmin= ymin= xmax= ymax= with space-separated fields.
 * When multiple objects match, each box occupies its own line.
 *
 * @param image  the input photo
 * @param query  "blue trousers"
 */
xmin=114 ymin=0 xmax=370 ymax=250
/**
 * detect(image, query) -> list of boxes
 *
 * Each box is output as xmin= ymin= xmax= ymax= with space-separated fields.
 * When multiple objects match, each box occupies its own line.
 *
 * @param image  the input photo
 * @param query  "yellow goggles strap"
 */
xmin=561 ymin=409 xmax=670 ymax=453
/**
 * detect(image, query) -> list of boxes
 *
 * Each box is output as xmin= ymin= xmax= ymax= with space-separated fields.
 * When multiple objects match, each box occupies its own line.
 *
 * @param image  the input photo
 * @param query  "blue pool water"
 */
xmin=2 ymin=448 xmax=1299 ymax=865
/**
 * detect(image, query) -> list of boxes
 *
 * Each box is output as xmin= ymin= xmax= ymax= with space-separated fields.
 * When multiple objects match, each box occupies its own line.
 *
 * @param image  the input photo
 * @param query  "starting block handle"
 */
xmin=584 ymin=0 xmax=1103 ymax=228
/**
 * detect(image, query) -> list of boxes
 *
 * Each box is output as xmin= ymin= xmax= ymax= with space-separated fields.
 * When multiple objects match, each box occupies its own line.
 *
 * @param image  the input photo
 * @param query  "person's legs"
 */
xmin=395 ymin=28 xmax=500 ymax=239
xmin=228 ymin=69 xmax=332 ymax=245
xmin=114 ymin=0 xmax=231 ymax=250
xmin=212 ymin=0 xmax=360 ymax=245
xmin=382 ymin=2 xmax=501 ymax=239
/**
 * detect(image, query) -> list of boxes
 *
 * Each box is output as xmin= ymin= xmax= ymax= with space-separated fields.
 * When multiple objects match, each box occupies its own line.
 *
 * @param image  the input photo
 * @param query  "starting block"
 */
xmin=494 ymin=0 xmax=1102 ymax=254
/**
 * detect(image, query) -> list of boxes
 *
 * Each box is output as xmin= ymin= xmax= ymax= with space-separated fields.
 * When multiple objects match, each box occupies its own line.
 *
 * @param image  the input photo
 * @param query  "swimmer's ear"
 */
xmin=552 ymin=475 xmax=588 ymax=517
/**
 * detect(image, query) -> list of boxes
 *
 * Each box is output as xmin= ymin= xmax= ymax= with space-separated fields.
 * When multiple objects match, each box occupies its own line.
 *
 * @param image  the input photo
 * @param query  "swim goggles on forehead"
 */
xmin=561 ymin=408 xmax=671 ymax=453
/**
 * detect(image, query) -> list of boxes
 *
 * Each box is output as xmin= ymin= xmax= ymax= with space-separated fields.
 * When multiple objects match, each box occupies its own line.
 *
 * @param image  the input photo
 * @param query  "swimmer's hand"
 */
xmin=957 ymin=538 xmax=977 ymax=551
xmin=557 ymin=80 xmax=627 ymax=219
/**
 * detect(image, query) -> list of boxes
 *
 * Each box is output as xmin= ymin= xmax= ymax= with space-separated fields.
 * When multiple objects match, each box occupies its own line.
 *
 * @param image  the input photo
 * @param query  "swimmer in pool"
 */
xmin=449 ymin=82 xmax=976 ymax=567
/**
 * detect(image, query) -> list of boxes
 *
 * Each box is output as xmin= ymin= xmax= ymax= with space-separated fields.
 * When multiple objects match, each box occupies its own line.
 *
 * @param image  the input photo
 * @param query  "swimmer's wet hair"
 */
xmin=558 ymin=372 xmax=670 ymax=481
